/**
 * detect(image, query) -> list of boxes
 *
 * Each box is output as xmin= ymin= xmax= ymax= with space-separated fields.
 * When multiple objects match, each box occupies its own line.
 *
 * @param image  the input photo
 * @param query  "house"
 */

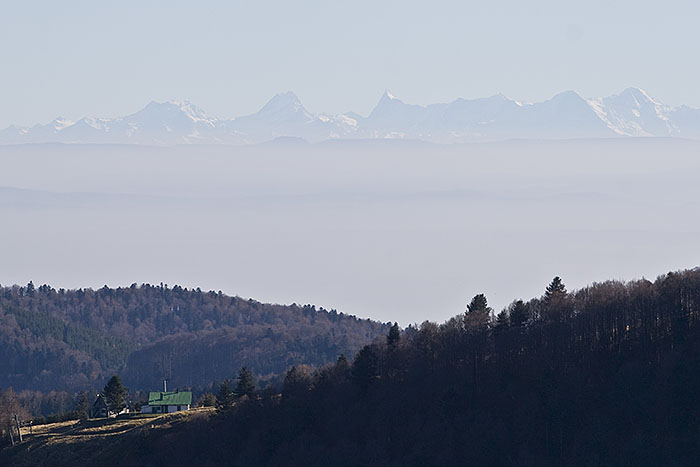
xmin=89 ymin=394 xmax=109 ymax=418
xmin=140 ymin=390 xmax=192 ymax=414
xmin=88 ymin=394 xmax=129 ymax=418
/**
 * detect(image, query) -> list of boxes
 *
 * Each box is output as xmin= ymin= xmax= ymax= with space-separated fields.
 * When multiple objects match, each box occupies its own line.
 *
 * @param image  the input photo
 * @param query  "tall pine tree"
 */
xmin=542 ymin=277 xmax=571 ymax=322
xmin=494 ymin=309 xmax=510 ymax=334
xmin=235 ymin=367 xmax=256 ymax=398
xmin=73 ymin=391 xmax=90 ymax=420
xmin=509 ymin=300 xmax=529 ymax=328
xmin=351 ymin=345 xmax=379 ymax=392
xmin=216 ymin=379 xmax=235 ymax=411
xmin=544 ymin=276 xmax=567 ymax=300
xmin=387 ymin=322 xmax=401 ymax=349
xmin=465 ymin=293 xmax=492 ymax=331
xmin=103 ymin=374 xmax=128 ymax=414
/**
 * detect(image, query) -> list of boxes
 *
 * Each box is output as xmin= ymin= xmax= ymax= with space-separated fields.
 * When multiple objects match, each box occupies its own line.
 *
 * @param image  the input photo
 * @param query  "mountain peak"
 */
xmin=137 ymin=100 xmax=213 ymax=123
xmin=617 ymin=87 xmax=659 ymax=105
xmin=375 ymin=90 xmax=404 ymax=107
xmin=233 ymin=91 xmax=315 ymax=131
xmin=259 ymin=92 xmax=304 ymax=113
xmin=369 ymin=90 xmax=426 ymax=126
xmin=382 ymin=89 xmax=398 ymax=101
xmin=550 ymin=90 xmax=585 ymax=101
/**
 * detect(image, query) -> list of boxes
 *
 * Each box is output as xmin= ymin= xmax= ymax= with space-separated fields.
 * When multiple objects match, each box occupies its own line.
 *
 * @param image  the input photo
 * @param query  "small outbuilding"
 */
xmin=140 ymin=390 xmax=192 ymax=414
xmin=89 ymin=394 xmax=109 ymax=418
xmin=88 ymin=394 xmax=129 ymax=418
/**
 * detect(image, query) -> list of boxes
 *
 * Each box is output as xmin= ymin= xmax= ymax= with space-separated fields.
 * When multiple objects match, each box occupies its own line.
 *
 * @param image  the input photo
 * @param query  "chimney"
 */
xmin=163 ymin=380 xmax=167 ymax=393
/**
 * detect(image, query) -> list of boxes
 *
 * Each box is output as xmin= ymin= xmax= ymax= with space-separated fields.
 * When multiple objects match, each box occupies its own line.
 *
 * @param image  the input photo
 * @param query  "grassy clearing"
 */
xmin=2 ymin=408 xmax=216 ymax=467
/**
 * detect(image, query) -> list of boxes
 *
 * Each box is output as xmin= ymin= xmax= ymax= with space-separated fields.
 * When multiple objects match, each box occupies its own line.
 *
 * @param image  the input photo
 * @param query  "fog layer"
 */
xmin=1 ymin=139 xmax=698 ymax=324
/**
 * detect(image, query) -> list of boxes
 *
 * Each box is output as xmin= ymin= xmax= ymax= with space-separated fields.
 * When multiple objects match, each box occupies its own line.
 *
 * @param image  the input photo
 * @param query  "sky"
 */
xmin=1 ymin=1 xmax=699 ymax=128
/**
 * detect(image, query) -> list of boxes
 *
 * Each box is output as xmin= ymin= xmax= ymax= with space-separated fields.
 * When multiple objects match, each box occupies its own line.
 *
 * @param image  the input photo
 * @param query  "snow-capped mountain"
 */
xmin=58 ymin=100 xmax=245 ymax=145
xmin=356 ymin=90 xmax=619 ymax=141
xmin=490 ymin=91 xmax=618 ymax=139
xmin=225 ymin=92 xmax=355 ymax=143
xmin=0 ymin=118 xmax=74 ymax=144
xmin=2 ymin=88 xmax=699 ymax=145
xmin=364 ymin=90 xmax=427 ymax=133
xmin=589 ymin=88 xmax=676 ymax=137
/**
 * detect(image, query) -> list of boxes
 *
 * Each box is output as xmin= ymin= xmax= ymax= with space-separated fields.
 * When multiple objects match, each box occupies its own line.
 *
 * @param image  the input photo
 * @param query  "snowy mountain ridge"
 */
xmin=2 ymin=89 xmax=699 ymax=145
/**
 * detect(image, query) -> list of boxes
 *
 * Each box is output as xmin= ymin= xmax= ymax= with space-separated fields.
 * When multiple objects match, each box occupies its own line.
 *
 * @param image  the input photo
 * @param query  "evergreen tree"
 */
xmin=235 ymin=367 xmax=256 ymax=398
xmin=198 ymin=393 xmax=217 ymax=407
xmin=544 ymin=276 xmax=567 ymax=300
xmin=103 ymin=374 xmax=128 ymax=414
xmin=465 ymin=294 xmax=492 ymax=331
xmin=467 ymin=293 xmax=490 ymax=313
xmin=216 ymin=379 xmax=235 ymax=411
xmin=73 ymin=391 xmax=90 ymax=420
xmin=352 ymin=345 xmax=379 ymax=392
xmin=509 ymin=300 xmax=529 ymax=328
xmin=543 ymin=277 xmax=571 ymax=322
xmin=494 ymin=309 xmax=510 ymax=333
xmin=335 ymin=354 xmax=351 ymax=381
xmin=387 ymin=322 xmax=401 ymax=348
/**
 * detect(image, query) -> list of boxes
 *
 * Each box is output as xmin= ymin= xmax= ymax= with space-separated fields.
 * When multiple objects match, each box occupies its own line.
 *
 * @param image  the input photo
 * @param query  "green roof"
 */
xmin=147 ymin=391 xmax=192 ymax=406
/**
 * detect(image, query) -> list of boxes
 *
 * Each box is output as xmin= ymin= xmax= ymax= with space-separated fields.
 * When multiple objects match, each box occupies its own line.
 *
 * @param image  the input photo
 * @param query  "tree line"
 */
xmin=102 ymin=268 xmax=700 ymax=466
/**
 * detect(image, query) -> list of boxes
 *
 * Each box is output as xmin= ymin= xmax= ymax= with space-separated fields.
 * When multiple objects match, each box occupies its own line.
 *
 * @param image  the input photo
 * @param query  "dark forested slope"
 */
xmin=20 ymin=267 xmax=695 ymax=467
xmin=0 ymin=283 xmax=387 ymax=391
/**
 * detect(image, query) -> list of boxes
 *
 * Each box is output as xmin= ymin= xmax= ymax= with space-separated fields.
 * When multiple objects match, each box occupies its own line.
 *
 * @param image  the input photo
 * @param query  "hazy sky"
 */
xmin=1 ymin=1 xmax=699 ymax=128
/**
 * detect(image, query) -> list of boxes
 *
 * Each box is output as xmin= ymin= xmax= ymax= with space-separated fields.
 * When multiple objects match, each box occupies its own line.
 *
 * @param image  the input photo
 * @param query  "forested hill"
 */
xmin=0 ymin=283 xmax=388 ymax=391
xmin=18 ymin=267 xmax=695 ymax=467
xmin=3 ymin=269 xmax=700 ymax=465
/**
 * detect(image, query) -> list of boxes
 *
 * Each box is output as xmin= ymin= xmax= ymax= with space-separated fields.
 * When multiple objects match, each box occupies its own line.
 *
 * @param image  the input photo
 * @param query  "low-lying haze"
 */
xmin=2 ymin=139 xmax=699 ymax=324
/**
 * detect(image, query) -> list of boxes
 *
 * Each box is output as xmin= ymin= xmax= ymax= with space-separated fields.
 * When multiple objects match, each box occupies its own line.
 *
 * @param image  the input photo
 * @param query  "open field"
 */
xmin=2 ymin=408 xmax=215 ymax=467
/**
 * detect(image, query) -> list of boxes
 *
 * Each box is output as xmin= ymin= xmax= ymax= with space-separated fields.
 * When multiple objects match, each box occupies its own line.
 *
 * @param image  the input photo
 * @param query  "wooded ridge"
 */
xmin=0 ymin=283 xmax=388 ymax=392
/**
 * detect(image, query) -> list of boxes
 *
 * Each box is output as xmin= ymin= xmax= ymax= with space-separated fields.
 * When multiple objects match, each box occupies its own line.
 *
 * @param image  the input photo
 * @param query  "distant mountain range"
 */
xmin=2 ymin=88 xmax=699 ymax=145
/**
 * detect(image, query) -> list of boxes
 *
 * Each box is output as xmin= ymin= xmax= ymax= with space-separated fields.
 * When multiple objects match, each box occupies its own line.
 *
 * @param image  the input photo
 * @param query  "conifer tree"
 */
xmin=74 ymin=391 xmax=90 ymax=420
xmin=467 ymin=293 xmax=490 ymax=313
xmin=543 ymin=276 xmax=571 ymax=321
xmin=544 ymin=276 xmax=567 ymax=300
xmin=494 ymin=309 xmax=510 ymax=333
xmin=198 ymin=393 xmax=217 ymax=408
xmin=335 ymin=354 xmax=351 ymax=380
xmin=216 ymin=379 xmax=235 ymax=411
xmin=352 ymin=345 xmax=379 ymax=392
xmin=235 ymin=367 xmax=256 ymax=398
xmin=25 ymin=281 xmax=35 ymax=297
xmin=387 ymin=322 xmax=401 ymax=348
xmin=465 ymin=294 xmax=492 ymax=331
xmin=509 ymin=300 xmax=529 ymax=328
xmin=103 ymin=374 xmax=128 ymax=414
